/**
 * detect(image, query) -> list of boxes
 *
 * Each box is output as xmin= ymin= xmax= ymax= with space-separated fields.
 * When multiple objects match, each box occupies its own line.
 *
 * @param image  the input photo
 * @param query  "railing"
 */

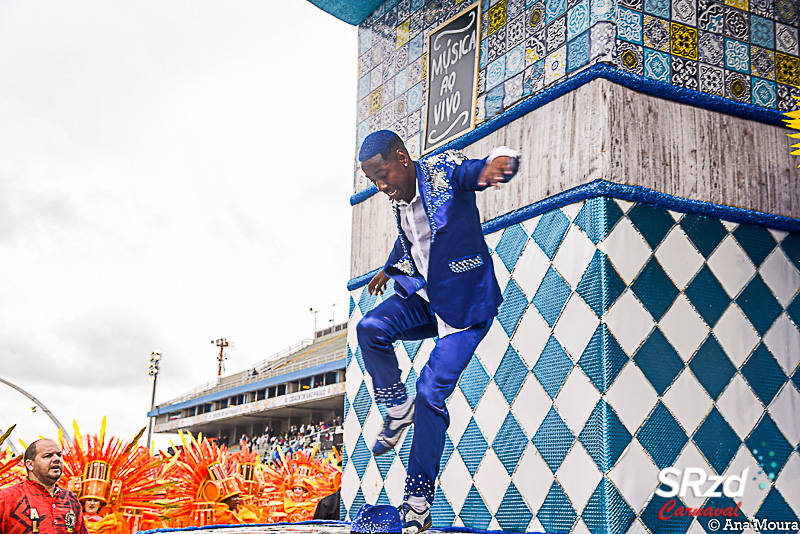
xmin=157 ymin=347 xmax=346 ymax=409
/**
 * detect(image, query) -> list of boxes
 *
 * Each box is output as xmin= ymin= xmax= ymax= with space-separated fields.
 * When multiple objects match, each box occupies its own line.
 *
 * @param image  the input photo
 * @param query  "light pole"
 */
xmin=146 ymin=351 xmax=161 ymax=449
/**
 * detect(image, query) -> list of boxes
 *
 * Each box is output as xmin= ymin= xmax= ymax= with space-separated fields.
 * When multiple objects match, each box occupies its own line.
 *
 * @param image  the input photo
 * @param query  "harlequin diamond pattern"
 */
xmin=343 ymin=198 xmax=800 ymax=532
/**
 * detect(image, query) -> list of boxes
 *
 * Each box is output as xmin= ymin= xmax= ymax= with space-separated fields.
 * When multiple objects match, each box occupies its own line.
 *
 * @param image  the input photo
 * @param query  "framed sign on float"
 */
xmin=422 ymin=2 xmax=481 ymax=154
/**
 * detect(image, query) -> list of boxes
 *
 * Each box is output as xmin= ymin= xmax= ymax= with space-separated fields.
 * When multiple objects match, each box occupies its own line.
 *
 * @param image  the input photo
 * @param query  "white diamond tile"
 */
xmin=668 ymin=210 xmax=683 ymax=222
xmin=452 ymin=517 xmax=464 ymax=528
xmin=476 ymin=319 xmax=510 ymax=376
xmin=686 ymin=519 xmax=706 ymax=534
xmin=529 ymin=518 xmax=545 ymax=533
xmin=556 ymin=442 xmax=602 ymax=513
xmin=521 ymin=215 xmax=542 ymax=237
xmin=348 ymin=309 xmax=362 ymax=352
xmin=513 ymin=374 xmax=552 ymax=438
xmin=726 ymin=446 xmax=769 ymax=517
xmin=722 ymin=220 xmax=738 ymax=232
xmin=361 ymin=457 xmax=384 ymax=503
xmin=662 ymin=368 xmax=713 ymax=435
xmin=491 ymin=252 xmax=512 ymax=295
xmin=346 ymin=359 xmax=365 ymax=398
xmin=770 ymin=383 xmax=800 ymax=447
xmin=707 ymin=236 xmax=757 ymax=298
xmin=769 ymin=229 xmax=788 ymax=243
xmin=717 ymin=374 xmax=764 ymax=439
xmin=615 ymin=199 xmax=634 ymax=214
xmin=656 ymin=226 xmax=704 ymax=290
xmin=487 ymin=518 xmax=501 ymax=531
xmin=485 ymin=230 xmax=503 ymax=251
xmin=608 ymin=440 xmax=660 ymax=513
xmin=513 ymin=443 xmax=553 ymax=512
xmin=553 ymin=225 xmax=596 ymax=288
xmin=561 ymin=201 xmax=585 ymax=221
xmin=384 ymin=456 xmax=408 ymax=507
xmin=474 ymin=448 xmax=512 ymax=514
xmin=572 ymin=518 xmax=592 ymax=534
xmin=605 ymin=290 xmax=656 ymax=356
xmin=555 ymin=368 xmax=601 ymax=434
xmin=413 ymin=338 xmax=435 ymax=375
xmin=343 ymin=408 xmax=363 ymax=452
xmin=475 ymin=381 xmax=510 ymax=443
xmin=764 ymin=314 xmax=800 ymax=376
xmin=440 ymin=450 xmax=472 ymax=514
xmin=713 ymin=306 xmax=759 ymax=368
xmin=341 ymin=461 xmax=361 ymax=513
xmin=513 ymin=235 xmax=552 ymax=299
xmin=599 ymin=218 xmax=652 ymax=284
xmin=760 ymin=249 xmax=800 ymax=307
xmin=362 ymin=405 xmax=386 ymax=452
xmin=775 ymin=452 xmax=800 ymax=516
xmin=659 ymin=294 xmax=710 ymax=362
xmin=554 ymin=294 xmax=600 ymax=360
xmin=607 ymin=363 xmax=658 ymax=434
xmin=447 ymin=389 xmax=473 ymax=445
xmin=672 ymin=442 xmax=714 ymax=508
xmin=512 ymin=306 xmax=551 ymax=368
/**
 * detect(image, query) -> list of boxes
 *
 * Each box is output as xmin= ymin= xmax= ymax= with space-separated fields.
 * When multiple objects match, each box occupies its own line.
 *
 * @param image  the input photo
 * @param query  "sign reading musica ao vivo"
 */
xmin=423 ymin=2 xmax=481 ymax=154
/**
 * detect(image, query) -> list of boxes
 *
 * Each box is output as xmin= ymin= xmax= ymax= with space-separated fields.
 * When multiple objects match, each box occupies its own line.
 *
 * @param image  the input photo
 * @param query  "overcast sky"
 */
xmin=0 ymin=0 xmax=358 ymax=451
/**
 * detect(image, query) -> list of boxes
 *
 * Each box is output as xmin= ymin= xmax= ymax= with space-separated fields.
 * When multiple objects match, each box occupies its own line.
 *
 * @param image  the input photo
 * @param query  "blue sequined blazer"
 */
xmin=383 ymin=150 xmax=503 ymax=329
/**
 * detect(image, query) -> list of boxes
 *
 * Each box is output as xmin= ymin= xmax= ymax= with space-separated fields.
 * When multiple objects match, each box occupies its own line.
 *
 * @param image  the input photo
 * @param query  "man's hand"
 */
xmin=478 ymin=156 xmax=518 ymax=188
xmin=368 ymin=271 xmax=391 ymax=295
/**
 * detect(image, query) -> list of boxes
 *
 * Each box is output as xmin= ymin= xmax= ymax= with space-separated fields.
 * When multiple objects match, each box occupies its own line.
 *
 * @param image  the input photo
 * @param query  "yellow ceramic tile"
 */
xmin=488 ymin=0 xmax=507 ymax=36
xmin=777 ymin=53 xmax=800 ymax=88
xmin=723 ymin=0 xmax=748 ymax=10
xmin=369 ymin=89 xmax=383 ymax=116
xmin=397 ymin=19 xmax=410 ymax=48
xmin=421 ymin=53 xmax=428 ymax=81
xmin=671 ymin=22 xmax=698 ymax=60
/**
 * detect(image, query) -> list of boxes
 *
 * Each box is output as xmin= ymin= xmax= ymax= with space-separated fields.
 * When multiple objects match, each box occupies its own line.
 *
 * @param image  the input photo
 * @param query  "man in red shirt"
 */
xmin=0 ymin=439 xmax=87 ymax=534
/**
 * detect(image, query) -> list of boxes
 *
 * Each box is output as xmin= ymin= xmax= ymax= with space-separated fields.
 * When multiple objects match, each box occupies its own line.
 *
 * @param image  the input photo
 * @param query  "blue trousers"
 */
xmin=357 ymin=293 xmax=491 ymax=503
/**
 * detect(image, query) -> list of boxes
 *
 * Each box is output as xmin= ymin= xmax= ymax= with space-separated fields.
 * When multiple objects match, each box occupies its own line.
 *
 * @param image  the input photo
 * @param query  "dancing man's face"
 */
xmin=361 ymin=148 xmax=416 ymax=203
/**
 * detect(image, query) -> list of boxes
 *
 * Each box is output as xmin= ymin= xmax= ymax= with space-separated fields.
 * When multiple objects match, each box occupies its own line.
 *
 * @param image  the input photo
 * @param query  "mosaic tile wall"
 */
xmin=352 ymin=0 xmax=800 ymax=193
xmin=343 ymin=197 xmax=800 ymax=532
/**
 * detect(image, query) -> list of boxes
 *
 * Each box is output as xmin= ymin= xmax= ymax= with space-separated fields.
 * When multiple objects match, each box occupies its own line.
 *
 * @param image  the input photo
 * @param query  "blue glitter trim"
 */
xmin=351 ymin=62 xmax=787 ymax=206
xmin=347 ymin=179 xmax=800 ymax=290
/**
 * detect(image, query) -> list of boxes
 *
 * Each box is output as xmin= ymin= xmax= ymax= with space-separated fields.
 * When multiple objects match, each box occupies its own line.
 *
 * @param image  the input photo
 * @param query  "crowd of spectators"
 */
xmin=237 ymin=416 xmax=343 ymax=463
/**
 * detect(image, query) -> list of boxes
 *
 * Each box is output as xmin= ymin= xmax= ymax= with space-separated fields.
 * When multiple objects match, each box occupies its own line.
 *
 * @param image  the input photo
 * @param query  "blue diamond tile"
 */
xmin=403 ymin=340 xmax=423 ymax=361
xmin=695 ymin=496 xmax=741 ymax=534
xmin=537 ymin=481 xmax=578 ymax=533
xmin=756 ymin=488 xmax=800 ymax=533
xmin=579 ymin=399 xmax=632 ymax=472
xmin=575 ymin=197 xmax=624 ymax=245
xmin=376 ymin=487 xmax=391 ymax=506
xmin=351 ymin=434 xmax=371 ymax=478
xmin=694 ymin=407 xmax=741 ymax=474
xmin=377 ymin=402 xmax=387 ymax=418
xmin=788 ymin=293 xmax=800 ymax=330
xmin=741 ymin=344 xmax=788 ymax=406
xmin=641 ymin=493 xmax=693 ymax=534
xmin=374 ymin=447 xmax=396 ymax=479
xmin=353 ymin=381 xmax=373 ymax=426
xmin=492 ymin=413 xmax=529 ymax=475
xmin=582 ymin=478 xmax=636 ymax=534
xmin=533 ymin=335 xmax=574 ymax=399
xmin=459 ymin=356 xmax=490 ymax=410
xmin=398 ymin=425 xmax=414 ymax=470
xmin=461 ymin=485 xmax=492 ymax=530
xmin=636 ymin=402 xmax=688 ymax=469
xmin=344 ymin=395 xmax=351 ymax=421
xmin=793 ymin=365 xmax=800 ymax=393
xmin=631 ymin=258 xmax=679 ymax=321
xmin=533 ymin=209 xmax=571 ymax=259
xmin=494 ymin=345 xmax=528 ymax=404
xmin=732 ymin=225 xmax=777 ymax=267
xmin=736 ymin=274 xmax=782 ymax=336
xmin=349 ymin=487 xmax=366 ymax=520
xmin=577 ymin=250 xmax=627 ymax=317
xmin=458 ymin=418 xmax=489 ymax=476
xmin=578 ymin=323 xmax=629 ymax=394
xmin=680 ymin=213 xmax=729 ymax=258
xmin=497 ymin=279 xmax=529 ymax=336
xmin=349 ymin=295 xmax=356 ymax=318
xmin=431 ymin=485 xmax=456 ymax=527
xmin=347 ymin=345 xmax=354 ymax=368
xmin=689 ymin=336 xmax=736 ymax=400
xmin=358 ymin=287 xmax=379 ymax=316
xmin=628 ymin=204 xmax=676 ymax=249
xmin=532 ymin=267 xmax=572 ymax=327
xmin=496 ymin=483 xmax=534 ymax=532
xmin=405 ymin=367 xmax=418 ymax=399
xmin=441 ymin=433 xmax=455 ymax=468
xmin=634 ymin=328 xmax=684 ymax=395
xmin=533 ymin=407 xmax=575 ymax=473
xmin=341 ymin=438 xmax=349 ymax=468
xmin=685 ymin=265 xmax=731 ymax=327
xmin=355 ymin=346 xmax=366 ymax=373
xmin=495 ymin=224 xmax=528 ymax=272
xmin=781 ymin=233 xmax=800 ymax=266
xmin=745 ymin=414 xmax=793 ymax=479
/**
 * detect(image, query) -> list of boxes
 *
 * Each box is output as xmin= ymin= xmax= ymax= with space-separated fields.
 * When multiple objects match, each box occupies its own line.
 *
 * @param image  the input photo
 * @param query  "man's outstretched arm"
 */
xmin=451 ymin=148 xmax=520 ymax=191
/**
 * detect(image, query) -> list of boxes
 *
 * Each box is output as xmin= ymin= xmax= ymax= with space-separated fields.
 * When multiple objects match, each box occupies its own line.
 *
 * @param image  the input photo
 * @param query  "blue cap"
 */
xmin=350 ymin=503 xmax=402 ymax=534
xmin=359 ymin=130 xmax=402 ymax=162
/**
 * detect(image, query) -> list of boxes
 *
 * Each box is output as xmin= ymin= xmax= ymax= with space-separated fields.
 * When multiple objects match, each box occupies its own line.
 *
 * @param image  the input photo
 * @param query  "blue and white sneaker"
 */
xmin=371 ymin=398 xmax=415 ymax=456
xmin=398 ymin=502 xmax=432 ymax=534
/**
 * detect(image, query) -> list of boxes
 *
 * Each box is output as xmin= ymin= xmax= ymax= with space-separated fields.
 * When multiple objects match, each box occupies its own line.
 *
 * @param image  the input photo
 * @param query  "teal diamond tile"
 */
xmin=495 ymin=224 xmax=529 ymax=272
xmin=582 ymin=478 xmax=636 ymax=534
xmin=578 ymin=323 xmax=628 ymax=393
xmin=575 ymin=197 xmax=624 ymax=245
xmin=533 ymin=266 xmax=572 ymax=327
xmin=694 ymin=407 xmax=741 ymax=474
xmin=533 ymin=209 xmax=571 ymax=259
xmin=733 ymin=225 xmax=777 ymax=267
xmin=736 ymin=274 xmax=782 ymax=335
xmin=494 ymin=344 xmax=528 ymax=404
xmin=636 ymin=401 xmax=688 ymax=469
xmin=579 ymin=399 xmax=632 ymax=472
xmin=492 ymin=412 xmax=529 ymax=474
xmin=628 ymin=203 xmax=676 ymax=249
xmin=497 ymin=279 xmax=529 ymax=336
xmin=533 ymin=335 xmax=574 ymax=398
xmin=577 ymin=249 xmax=626 ymax=317
xmin=538 ymin=481 xmax=578 ymax=533
xmin=533 ymin=407 xmax=575 ymax=472
xmin=634 ymin=328 xmax=684 ymax=395
xmin=458 ymin=418 xmax=489 ymax=476
xmin=680 ymin=213 xmax=728 ymax=258
xmin=631 ymin=258 xmax=679 ymax=321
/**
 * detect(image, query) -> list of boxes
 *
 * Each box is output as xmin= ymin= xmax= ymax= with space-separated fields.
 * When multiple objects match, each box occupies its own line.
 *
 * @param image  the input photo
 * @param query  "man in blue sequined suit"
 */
xmin=356 ymin=130 xmax=519 ymax=533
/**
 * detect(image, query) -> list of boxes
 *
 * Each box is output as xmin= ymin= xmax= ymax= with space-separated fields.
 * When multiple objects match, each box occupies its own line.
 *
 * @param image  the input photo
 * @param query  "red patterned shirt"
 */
xmin=0 ymin=479 xmax=87 ymax=534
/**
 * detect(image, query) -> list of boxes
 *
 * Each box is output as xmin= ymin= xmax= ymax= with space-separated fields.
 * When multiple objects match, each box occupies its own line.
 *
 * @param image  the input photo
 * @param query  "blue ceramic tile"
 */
xmin=644 ymin=47 xmax=672 ymax=80
xmin=496 ymin=483 xmax=534 ymax=532
xmin=725 ymin=38 xmax=750 ymax=73
xmin=751 ymin=15 xmax=775 ymax=48
xmin=567 ymin=0 xmax=591 ymax=39
xmin=745 ymin=414 xmax=793 ymax=478
xmin=582 ymin=479 xmax=636 ymax=534
xmin=752 ymin=77 xmax=777 ymax=107
xmin=693 ymin=407 xmax=741 ymax=473
xmin=741 ymin=344 xmax=788 ymax=406
xmin=634 ymin=328 xmax=684 ymax=395
xmin=736 ymin=274 xmax=782 ymax=335
xmin=492 ymin=413 xmax=530 ymax=474
xmin=618 ymin=7 xmax=644 ymax=43
xmin=577 ymin=250 xmax=627 ymax=317
xmin=631 ymin=258 xmax=679 ymax=321
xmin=689 ymin=336 xmax=736 ymax=400
xmin=567 ymin=31 xmax=592 ymax=71
xmin=532 ymin=267 xmax=571 ymax=327
xmin=534 ymin=336 xmax=574 ymax=398
xmin=578 ymin=323 xmax=629 ymax=393
xmin=538 ymin=481 xmax=578 ymax=532
xmin=685 ymin=265 xmax=730 ymax=327
xmin=636 ymin=401 xmax=688 ymax=469
xmin=579 ymin=399 xmax=632 ymax=472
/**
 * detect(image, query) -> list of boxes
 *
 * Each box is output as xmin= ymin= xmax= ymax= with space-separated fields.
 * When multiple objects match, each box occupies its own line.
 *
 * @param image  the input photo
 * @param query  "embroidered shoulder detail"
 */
xmin=393 ymin=257 xmax=414 ymax=275
xmin=448 ymin=254 xmax=484 ymax=273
